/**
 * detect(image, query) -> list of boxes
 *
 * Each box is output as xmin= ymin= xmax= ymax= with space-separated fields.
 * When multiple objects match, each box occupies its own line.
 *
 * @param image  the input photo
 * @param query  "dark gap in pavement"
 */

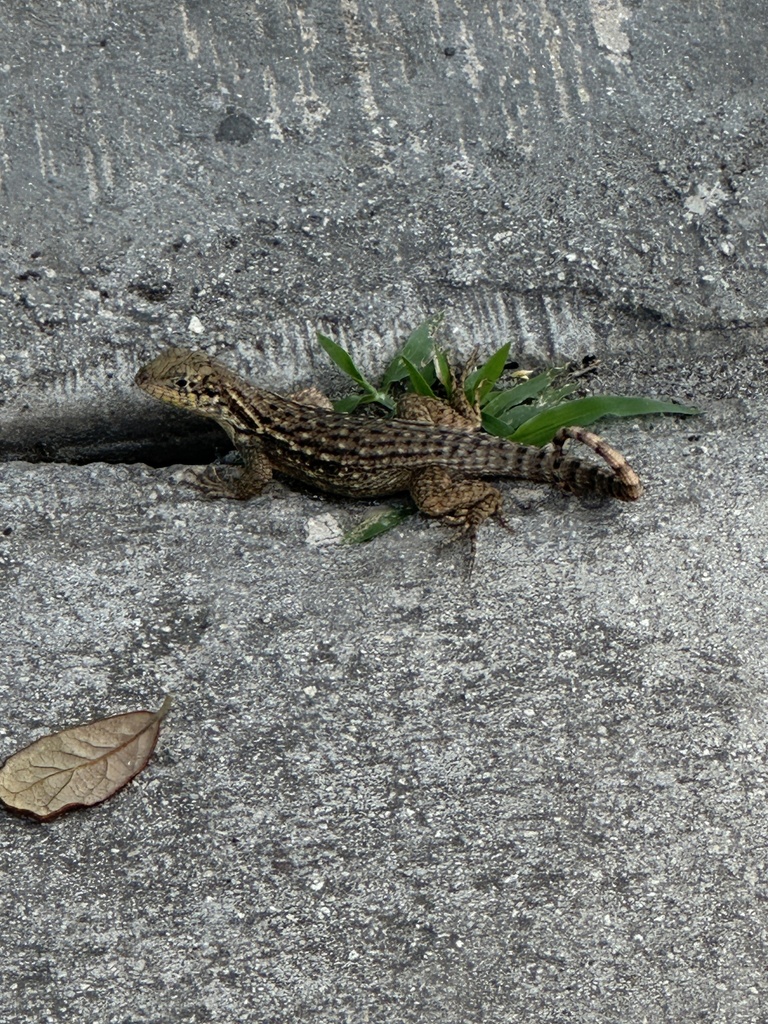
xmin=0 ymin=420 xmax=229 ymax=467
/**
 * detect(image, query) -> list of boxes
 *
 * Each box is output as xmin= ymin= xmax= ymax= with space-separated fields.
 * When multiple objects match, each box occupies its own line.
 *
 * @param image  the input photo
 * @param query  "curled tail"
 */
xmin=542 ymin=426 xmax=643 ymax=501
xmin=451 ymin=424 xmax=643 ymax=500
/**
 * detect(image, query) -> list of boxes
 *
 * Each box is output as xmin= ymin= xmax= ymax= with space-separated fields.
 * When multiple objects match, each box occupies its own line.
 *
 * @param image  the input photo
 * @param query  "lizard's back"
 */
xmin=252 ymin=395 xmax=642 ymax=501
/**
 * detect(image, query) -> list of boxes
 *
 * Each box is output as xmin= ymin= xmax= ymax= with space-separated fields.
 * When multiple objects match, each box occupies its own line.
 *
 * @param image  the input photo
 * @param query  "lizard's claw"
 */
xmin=493 ymin=510 xmax=515 ymax=536
xmin=195 ymin=464 xmax=239 ymax=499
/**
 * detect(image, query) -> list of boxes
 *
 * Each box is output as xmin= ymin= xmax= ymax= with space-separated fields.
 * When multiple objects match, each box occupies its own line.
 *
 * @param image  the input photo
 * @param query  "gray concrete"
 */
xmin=1 ymin=2 xmax=767 ymax=1022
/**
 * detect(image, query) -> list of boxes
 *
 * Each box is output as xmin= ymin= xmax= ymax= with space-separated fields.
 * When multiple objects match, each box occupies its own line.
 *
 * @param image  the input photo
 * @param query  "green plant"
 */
xmin=316 ymin=315 xmax=699 ymax=541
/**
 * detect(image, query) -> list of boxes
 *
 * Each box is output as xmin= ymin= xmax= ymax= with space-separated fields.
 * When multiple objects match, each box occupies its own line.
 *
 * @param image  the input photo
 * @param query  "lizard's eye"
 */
xmin=175 ymin=378 xmax=188 ymax=389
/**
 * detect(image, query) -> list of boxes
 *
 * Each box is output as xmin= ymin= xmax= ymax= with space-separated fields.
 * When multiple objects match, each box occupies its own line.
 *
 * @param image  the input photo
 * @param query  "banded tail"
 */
xmin=497 ymin=426 xmax=642 ymax=501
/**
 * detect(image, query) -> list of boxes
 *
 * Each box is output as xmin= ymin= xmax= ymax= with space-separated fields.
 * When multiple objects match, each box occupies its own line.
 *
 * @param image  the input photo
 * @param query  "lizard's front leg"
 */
xmin=198 ymin=386 xmax=331 ymax=500
xmin=198 ymin=438 xmax=273 ymax=500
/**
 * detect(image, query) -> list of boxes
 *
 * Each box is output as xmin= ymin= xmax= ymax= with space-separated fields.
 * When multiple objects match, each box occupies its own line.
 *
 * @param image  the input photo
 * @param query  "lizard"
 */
xmin=135 ymin=347 xmax=642 ymax=535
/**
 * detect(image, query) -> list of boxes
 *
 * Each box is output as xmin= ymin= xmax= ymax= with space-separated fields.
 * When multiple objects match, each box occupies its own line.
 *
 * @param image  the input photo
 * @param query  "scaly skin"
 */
xmin=135 ymin=347 xmax=642 ymax=532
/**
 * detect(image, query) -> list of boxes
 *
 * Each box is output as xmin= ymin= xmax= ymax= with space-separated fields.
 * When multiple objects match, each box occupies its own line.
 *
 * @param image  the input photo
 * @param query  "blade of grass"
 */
xmin=317 ymin=332 xmax=396 ymax=411
xmin=380 ymin=314 xmax=443 ymax=389
xmin=464 ymin=343 xmax=511 ymax=402
xmin=342 ymin=505 xmax=417 ymax=543
xmin=541 ymin=381 xmax=581 ymax=403
xmin=432 ymin=348 xmax=453 ymax=398
xmin=493 ymin=404 xmax=548 ymax=432
xmin=480 ymin=411 xmax=519 ymax=438
xmin=511 ymin=396 xmax=700 ymax=447
xmin=483 ymin=403 xmax=557 ymax=436
xmin=316 ymin=332 xmax=376 ymax=390
xmin=481 ymin=368 xmax=562 ymax=415
xmin=332 ymin=394 xmax=374 ymax=413
xmin=401 ymin=357 xmax=437 ymax=397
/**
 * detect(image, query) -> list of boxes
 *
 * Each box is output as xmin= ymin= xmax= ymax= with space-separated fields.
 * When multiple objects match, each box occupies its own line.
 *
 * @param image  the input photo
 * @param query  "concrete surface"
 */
xmin=1 ymin=1 xmax=768 ymax=1022
xmin=3 ymin=351 xmax=768 ymax=1023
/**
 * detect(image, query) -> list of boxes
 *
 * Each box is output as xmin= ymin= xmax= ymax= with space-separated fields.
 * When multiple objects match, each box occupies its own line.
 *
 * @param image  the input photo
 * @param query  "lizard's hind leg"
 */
xmin=409 ymin=467 xmax=503 ymax=533
xmin=396 ymin=356 xmax=483 ymax=430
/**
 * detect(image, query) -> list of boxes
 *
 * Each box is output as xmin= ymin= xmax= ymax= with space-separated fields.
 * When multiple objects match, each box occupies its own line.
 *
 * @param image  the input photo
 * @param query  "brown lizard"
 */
xmin=135 ymin=347 xmax=642 ymax=534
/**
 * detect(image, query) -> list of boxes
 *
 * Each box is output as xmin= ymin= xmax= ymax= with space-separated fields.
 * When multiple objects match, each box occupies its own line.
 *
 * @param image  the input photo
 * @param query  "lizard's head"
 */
xmin=135 ymin=347 xmax=228 ymax=417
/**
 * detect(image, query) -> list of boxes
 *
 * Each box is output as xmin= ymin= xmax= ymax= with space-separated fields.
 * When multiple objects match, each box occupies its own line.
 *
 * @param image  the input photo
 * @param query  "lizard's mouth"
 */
xmin=135 ymin=368 xmax=162 ymax=395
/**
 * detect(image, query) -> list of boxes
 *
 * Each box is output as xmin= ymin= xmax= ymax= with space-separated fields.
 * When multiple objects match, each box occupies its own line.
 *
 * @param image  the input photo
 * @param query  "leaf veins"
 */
xmin=0 ymin=696 xmax=172 ymax=821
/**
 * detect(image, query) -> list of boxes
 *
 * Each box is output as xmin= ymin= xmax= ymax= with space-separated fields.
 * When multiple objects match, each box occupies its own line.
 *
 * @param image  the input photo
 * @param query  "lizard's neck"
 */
xmin=204 ymin=373 xmax=305 ymax=443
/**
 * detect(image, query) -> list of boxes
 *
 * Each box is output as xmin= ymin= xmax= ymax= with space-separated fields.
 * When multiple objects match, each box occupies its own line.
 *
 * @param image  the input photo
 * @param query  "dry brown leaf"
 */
xmin=0 ymin=696 xmax=172 ymax=821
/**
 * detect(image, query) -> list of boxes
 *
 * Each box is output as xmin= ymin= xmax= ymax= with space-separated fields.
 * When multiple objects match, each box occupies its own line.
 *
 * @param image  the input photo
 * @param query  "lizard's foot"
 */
xmin=396 ymin=393 xmax=482 ymax=431
xmin=493 ymin=509 xmax=516 ymax=536
xmin=193 ymin=445 xmax=273 ymax=501
xmin=193 ymin=464 xmax=243 ymax=500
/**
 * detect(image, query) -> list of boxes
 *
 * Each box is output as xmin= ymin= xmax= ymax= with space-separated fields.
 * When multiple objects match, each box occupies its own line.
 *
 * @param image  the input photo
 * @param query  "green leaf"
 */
xmin=432 ymin=348 xmax=453 ymax=397
xmin=380 ymin=314 xmax=443 ymax=389
xmin=542 ymin=381 xmax=581 ymax=403
xmin=317 ymin=333 xmax=396 ymax=411
xmin=493 ymin=404 xmax=547 ymax=433
xmin=332 ymin=394 xmax=372 ymax=413
xmin=334 ymin=393 xmax=397 ymax=414
xmin=480 ymin=411 xmax=518 ymax=438
xmin=316 ymin=332 xmax=376 ymax=391
xmin=401 ymin=357 xmax=437 ymax=397
xmin=483 ymin=403 xmax=562 ymax=436
xmin=342 ymin=505 xmax=417 ymax=543
xmin=481 ymin=368 xmax=561 ymax=415
xmin=464 ymin=343 xmax=511 ymax=402
xmin=511 ymin=396 xmax=700 ymax=447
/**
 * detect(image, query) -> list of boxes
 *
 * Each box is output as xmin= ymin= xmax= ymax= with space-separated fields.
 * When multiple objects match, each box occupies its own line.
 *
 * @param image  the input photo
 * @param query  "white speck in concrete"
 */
xmin=305 ymin=513 xmax=343 ymax=546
